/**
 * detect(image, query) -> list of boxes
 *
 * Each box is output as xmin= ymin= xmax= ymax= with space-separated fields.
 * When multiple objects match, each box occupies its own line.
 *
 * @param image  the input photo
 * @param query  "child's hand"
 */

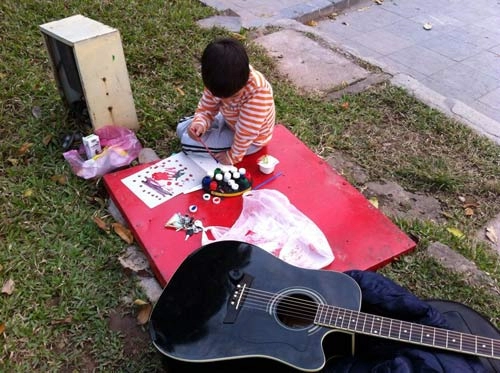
xmin=188 ymin=123 xmax=205 ymax=140
xmin=214 ymin=151 xmax=232 ymax=165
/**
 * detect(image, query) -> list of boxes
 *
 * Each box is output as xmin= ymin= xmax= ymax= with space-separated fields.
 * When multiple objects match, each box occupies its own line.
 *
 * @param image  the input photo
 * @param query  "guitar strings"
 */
xmin=236 ymin=286 xmax=500 ymax=357
xmin=239 ymin=287 xmax=324 ymax=322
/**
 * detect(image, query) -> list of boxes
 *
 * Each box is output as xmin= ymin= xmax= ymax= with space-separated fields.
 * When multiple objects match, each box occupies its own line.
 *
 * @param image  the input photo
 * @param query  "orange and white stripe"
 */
xmin=192 ymin=67 xmax=275 ymax=164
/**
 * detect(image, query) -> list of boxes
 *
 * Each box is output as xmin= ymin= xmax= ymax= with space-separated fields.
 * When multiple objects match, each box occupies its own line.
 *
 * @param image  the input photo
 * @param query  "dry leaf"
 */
xmin=7 ymin=158 xmax=19 ymax=166
xmin=486 ymin=227 xmax=498 ymax=244
xmin=447 ymin=227 xmax=464 ymax=239
xmin=51 ymin=174 xmax=67 ymax=185
xmin=374 ymin=0 xmax=383 ymax=4
xmin=306 ymin=20 xmax=318 ymax=27
xmin=175 ymin=86 xmax=185 ymax=96
xmin=136 ymin=303 xmax=152 ymax=325
xmin=441 ymin=211 xmax=454 ymax=219
xmin=134 ymin=299 xmax=148 ymax=306
xmin=464 ymin=207 xmax=474 ymax=216
xmin=341 ymin=102 xmax=350 ymax=110
xmin=2 ymin=279 xmax=15 ymax=295
xmin=23 ymin=189 xmax=34 ymax=197
xmin=463 ymin=203 xmax=478 ymax=209
xmin=230 ymin=33 xmax=246 ymax=41
xmin=42 ymin=134 xmax=53 ymax=146
xmin=369 ymin=196 xmax=379 ymax=209
xmin=93 ymin=216 xmax=109 ymax=232
xmin=0 ymin=323 xmax=5 ymax=335
xmin=18 ymin=142 xmax=34 ymax=155
xmin=112 ymin=222 xmax=134 ymax=244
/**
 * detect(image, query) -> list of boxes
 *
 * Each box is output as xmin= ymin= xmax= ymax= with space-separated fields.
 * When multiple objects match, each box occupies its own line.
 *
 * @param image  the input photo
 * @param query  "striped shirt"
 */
xmin=191 ymin=67 xmax=275 ymax=164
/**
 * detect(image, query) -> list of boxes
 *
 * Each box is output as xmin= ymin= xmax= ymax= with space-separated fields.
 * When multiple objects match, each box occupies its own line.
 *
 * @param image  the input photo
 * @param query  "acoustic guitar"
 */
xmin=149 ymin=241 xmax=500 ymax=371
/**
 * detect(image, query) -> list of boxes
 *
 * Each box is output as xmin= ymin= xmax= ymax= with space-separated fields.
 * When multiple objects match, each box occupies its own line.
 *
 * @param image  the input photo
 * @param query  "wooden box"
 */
xmin=40 ymin=14 xmax=139 ymax=130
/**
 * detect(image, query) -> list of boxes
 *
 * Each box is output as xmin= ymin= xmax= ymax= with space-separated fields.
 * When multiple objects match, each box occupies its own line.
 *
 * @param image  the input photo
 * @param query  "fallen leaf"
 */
xmin=486 ymin=227 xmax=498 ymax=244
xmin=175 ymin=86 xmax=185 ymax=96
xmin=463 ymin=203 xmax=478 ymax=209
xmin=23 ymin=189 xmax=34 ymax=197
xmin=306 ymin=20 xmax=318 ymax=27
xmin=93 ymin=216 xmax=109 ymax=232
xmin=441 ymin=211 xmax=454 ymax=219
xmin=447 ymin=227 xmax=464 ymax=239
xmin=369 ymin=196 xmax=379 ymax=208
xmin=112 ymin=222 xmax=134 ymax=244
xmin=86 ymin=196 xmax=106 ymax=208
xmin=7 ymin=158 xmax=19 ymax=166
xmin=136 ymin=303 xmax=152 ymax=325
xmin=18 ymin=143 xmax=34 ymax=155
xmin=134 ymin=299 xmax=148 ymax=306
xmin=42 ymin=134 xmax=53 ymax=146
xmin=374 ymin=0 xmax=383 ymax=4
xmin=341 ymin=102 xmax=350 ymax=110
xmin=2 ymin=279 xmax=15 ymax=295
xmin=230 ymin=33 xmax=246 ymax=41
xmin=0 ymin=323 xmax=5 ymax=335
xmin=464 ymin=207 xmax=474 ymax=216
xmin=51 ymin=174 xmax=67 ymax=185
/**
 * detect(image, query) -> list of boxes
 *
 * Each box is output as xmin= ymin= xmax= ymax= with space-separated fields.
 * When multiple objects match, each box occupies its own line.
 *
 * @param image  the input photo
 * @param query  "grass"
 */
xmin=1 ymin=0 xmax=500 ymax=371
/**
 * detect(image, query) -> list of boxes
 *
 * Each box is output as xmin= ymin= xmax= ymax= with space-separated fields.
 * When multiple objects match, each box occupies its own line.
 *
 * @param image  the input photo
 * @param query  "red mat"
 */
xmin=104 ymin=124 xmax=415 ymax=287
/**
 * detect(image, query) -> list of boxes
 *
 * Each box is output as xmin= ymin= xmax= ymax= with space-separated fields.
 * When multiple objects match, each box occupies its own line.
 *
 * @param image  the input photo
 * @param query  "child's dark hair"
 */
xmin=201 ymin=38 xmax=250 ymax=98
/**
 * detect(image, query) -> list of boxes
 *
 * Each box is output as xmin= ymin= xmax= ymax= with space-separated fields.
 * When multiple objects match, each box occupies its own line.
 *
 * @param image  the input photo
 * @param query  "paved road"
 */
xmin=199 ymin=0 xmax=500 ymax=145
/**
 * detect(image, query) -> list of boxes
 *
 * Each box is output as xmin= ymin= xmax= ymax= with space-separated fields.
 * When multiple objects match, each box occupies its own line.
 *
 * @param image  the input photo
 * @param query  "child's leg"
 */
xmin=176 ymin=114 xmax=263 ymax=156
xmin=177 ymin=114 xmax=233 ymax=155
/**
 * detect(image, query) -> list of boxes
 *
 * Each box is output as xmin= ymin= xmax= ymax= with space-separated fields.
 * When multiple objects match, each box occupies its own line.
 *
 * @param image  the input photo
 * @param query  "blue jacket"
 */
xmin=325 ymin=270 xmax=486 ymax=372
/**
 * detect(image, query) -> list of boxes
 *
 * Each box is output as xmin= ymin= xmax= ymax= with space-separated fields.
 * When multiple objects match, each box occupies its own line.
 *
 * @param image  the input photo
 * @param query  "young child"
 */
xmin=176 ymin=37 xmax=276 ymax=165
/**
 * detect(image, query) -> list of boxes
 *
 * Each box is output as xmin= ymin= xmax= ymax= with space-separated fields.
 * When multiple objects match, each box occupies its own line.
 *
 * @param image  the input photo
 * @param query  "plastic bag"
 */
xmin=202 ymin=189 xmax=334 ymax=269
xmin=63 ymin=125 xmax=142 ymax=179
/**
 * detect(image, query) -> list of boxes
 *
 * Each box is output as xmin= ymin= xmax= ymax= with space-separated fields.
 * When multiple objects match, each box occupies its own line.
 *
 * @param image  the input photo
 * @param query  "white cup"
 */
xmin=257 ymin=155 xmax=279 ymax=174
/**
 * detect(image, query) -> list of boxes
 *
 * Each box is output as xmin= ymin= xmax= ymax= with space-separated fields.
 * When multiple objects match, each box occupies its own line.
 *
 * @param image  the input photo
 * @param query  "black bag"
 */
xmin=427 ymin=300 xmax=500 ymax=373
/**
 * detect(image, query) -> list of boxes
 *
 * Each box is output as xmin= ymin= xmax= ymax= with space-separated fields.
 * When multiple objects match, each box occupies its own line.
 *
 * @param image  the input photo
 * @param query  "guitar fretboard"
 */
xmin=315 ymin=304 xmax=500 ymax=359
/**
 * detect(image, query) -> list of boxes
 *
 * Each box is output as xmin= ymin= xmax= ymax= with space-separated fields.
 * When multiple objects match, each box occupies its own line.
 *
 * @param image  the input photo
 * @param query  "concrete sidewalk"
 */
xmin=198 ymin=0 xmax=500 ymax=145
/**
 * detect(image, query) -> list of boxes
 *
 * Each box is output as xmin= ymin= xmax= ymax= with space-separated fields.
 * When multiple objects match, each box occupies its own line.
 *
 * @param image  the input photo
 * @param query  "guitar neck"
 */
xmin=315 ymin=304 xmax=500 ymax=360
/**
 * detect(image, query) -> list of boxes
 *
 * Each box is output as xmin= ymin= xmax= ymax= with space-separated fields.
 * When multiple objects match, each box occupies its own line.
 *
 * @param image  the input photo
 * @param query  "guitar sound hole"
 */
xmin=276 ymin=293 xmax=316 ymax=329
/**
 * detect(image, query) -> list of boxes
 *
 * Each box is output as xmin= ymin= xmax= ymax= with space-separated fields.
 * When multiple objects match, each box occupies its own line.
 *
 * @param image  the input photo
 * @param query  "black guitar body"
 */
xmin=149 ymin=241 xmax=361 ymax=372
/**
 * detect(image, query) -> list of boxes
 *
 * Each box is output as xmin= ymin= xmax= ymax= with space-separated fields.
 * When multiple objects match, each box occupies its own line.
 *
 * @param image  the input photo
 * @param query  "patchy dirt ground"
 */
xmin=326 ymin=151 xmax=445 ymax=224
xmin=108 ymin=309 xmax=151 ymax=358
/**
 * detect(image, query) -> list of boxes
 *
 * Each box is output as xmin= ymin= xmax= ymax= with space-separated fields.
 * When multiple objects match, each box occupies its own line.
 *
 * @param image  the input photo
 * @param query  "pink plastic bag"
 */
xmin=63 ymin=125 xmax=142 ymax=179
xmin=202 ymin=189 xmax=335 ymax=269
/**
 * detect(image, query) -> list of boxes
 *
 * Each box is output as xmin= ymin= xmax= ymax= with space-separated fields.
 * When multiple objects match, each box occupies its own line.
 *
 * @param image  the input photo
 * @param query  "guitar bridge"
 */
xmin=223 ymin=271 xmax=253 ymax=324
